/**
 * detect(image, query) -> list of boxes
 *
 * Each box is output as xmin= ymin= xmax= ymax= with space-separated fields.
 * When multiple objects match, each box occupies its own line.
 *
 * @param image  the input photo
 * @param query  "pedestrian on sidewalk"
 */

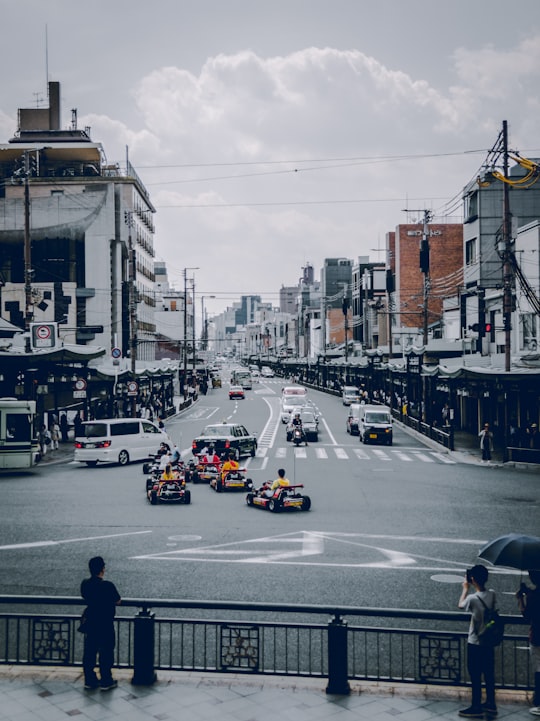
xmin=50 ymin=420 xmax=60 ymax=450
xmin=80 ymin=556 xmax=121 ymax=691
xmin=60 ymin=413 xmax=69 ymax=442
xmin=478 ymin=423 xmax=493 ymax=463
xmin=457 ymin=564 xmax=497 ymax=718
xmin=516 ymin=570 xmax=540 ymax=715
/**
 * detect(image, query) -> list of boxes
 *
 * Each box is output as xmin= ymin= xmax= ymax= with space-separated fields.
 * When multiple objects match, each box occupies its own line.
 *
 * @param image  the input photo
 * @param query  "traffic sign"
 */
xmin=74 ymin=378 xmax=87 ymax=391
xmin=127 ymin=381 xmax=138 ymax=396
xmin=30 ymin=322 xmax=57 ymax=349
xmin=111 ymin=347 xmax=121 ymax=359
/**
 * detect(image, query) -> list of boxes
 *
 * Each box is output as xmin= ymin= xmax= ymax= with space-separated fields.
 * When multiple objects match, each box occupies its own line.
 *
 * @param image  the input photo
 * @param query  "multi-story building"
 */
xmin=0 ymin=81 xmax=156 ymax=360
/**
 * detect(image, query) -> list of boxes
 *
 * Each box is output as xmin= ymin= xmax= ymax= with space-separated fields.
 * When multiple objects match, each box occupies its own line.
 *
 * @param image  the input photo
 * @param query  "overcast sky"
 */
xmin=2 ymin=0 xmax=540 ymax=318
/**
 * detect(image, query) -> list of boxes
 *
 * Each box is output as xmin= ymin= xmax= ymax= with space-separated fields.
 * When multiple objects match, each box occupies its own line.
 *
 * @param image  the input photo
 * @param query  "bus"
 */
xmin=0 ymin=398 xmax=40 ymax=469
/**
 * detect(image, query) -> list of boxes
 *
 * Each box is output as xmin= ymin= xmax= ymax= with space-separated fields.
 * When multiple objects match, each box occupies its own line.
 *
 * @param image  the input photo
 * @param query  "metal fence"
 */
xmin=0 ymin=596 xmax=532 ymax=695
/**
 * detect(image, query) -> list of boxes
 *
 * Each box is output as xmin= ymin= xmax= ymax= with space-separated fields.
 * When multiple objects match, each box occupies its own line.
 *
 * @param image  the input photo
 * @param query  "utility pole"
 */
xmin=403 ymin=208 xmax=433 ymax=346
xmin=23 ymin=151 xmax=32 ymax=353
xmin=124 ymin=211 xmax=137 ymax=416
xmin=501 ymin=120 xmax=513 ymax=373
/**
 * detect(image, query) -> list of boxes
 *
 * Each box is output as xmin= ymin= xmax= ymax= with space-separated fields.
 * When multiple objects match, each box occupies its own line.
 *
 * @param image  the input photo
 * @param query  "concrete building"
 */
xmin=0 ymin=81 xmax=157 ymax=360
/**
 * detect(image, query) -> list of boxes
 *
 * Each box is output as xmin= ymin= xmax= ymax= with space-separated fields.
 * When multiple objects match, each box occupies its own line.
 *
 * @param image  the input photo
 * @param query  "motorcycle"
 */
xmin=292 ymin=426 xmax=307 ymax=447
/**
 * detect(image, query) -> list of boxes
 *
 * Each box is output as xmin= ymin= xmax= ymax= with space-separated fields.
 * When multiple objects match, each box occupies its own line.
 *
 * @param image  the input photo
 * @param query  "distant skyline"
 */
xmin=2 ymin=0 xmax=540 ymax=317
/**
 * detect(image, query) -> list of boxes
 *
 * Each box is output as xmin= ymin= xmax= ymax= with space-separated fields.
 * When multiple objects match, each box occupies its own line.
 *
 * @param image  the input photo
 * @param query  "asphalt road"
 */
xmin=1 ymin=377 xmax=538 ymax=619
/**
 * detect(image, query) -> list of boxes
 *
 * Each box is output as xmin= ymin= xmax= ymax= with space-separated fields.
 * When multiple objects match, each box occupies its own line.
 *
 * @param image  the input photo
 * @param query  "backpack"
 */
xmin=477 ymin=596 xmax=504 ymax=647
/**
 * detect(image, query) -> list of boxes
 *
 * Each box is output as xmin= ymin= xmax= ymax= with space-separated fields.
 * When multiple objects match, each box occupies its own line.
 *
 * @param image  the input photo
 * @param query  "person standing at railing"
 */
xmin=457 ymin=564 xmax=497 ymax=718
xmin=80 ymin=556 xmax=121 ymax=692
xmin=516 ymin=570 xmax=540 ymax=716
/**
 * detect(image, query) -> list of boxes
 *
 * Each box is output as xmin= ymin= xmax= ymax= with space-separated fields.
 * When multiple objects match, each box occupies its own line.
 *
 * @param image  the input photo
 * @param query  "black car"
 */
xmin=192 ymin=422 xmax=257 ymax=458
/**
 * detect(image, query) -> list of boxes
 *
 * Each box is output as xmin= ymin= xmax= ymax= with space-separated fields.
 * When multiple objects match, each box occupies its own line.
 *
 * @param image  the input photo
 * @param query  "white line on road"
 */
xmin=0 ymin=530 xmax=152 ymax=551
xmin=321 ymin=417 xmax=338 ymax=445
xmin=334 ymin=448 xmax=348 ymax=459
xmin=315 ymin=448 xmax=328 ymax=459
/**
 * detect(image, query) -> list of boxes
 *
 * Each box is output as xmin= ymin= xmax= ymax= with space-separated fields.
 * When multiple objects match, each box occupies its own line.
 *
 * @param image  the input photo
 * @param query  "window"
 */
xmin=520 ymin=313 xmax=538 ymax=351
xmin=111 ymin=422 xmax=140 ymax=436
xmin=465 ymin=238 xmax=477 ymax=265
xmin=142 ymin=421 xmax=160 ymax=434
xmin=5 ymin=413 xmax=31 ymax=442
xmin=464 ymin=191 xmax=478 ymax=221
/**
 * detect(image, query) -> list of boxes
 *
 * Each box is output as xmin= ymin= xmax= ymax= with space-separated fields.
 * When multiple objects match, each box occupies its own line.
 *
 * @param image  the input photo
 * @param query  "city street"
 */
xmin=1 ymin=380 xmax=538 ymax=617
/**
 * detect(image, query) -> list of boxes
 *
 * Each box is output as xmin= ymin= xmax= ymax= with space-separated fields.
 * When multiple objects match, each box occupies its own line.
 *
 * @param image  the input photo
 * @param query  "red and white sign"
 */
xmin=31 ymin=323 xmax=57 ymax=349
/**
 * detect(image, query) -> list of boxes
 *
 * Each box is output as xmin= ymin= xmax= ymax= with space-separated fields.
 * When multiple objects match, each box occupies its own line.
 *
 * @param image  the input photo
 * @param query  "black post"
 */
xmin=131 ymin=607 xmax=156 ymax=686
xmin=326 ymin=613 xmax=350 ymax=695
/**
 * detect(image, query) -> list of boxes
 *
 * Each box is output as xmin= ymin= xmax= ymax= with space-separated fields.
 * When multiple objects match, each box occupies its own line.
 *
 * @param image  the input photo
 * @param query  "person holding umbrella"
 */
xmin=457 ymin=564 xmax=497 ymax=718
xmin=516 ymin=570 xmax=540 ymax=716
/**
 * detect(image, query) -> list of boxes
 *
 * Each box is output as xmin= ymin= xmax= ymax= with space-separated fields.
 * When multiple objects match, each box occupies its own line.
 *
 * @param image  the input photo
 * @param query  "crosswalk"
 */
xmin=254 ymin=446 xmax=456 ymax=464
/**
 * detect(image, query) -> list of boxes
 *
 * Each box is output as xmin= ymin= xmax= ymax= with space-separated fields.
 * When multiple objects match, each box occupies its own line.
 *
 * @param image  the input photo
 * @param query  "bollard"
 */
xmin=326 ymin=613 xmax=350 ymax=695
xmin=131 ymin=606 xmax=157 ymax=686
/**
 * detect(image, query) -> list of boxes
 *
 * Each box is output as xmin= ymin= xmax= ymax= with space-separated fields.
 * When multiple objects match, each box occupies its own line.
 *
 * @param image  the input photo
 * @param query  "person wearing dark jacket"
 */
xmin=517 ymin=570 xmax=540 ymax=715
xmin=80 ymin=556 xmax=121 ymax=691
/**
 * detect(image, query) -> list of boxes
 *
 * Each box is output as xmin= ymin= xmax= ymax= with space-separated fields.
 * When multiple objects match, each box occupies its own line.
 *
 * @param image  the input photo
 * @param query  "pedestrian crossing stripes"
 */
xmin=254 ymin=446 xmax=456 ymax=464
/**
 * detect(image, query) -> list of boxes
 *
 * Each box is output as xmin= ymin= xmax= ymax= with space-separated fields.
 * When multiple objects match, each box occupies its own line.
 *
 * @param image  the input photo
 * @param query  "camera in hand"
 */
xmin=466 ymin=568 xmax=473 ymax=583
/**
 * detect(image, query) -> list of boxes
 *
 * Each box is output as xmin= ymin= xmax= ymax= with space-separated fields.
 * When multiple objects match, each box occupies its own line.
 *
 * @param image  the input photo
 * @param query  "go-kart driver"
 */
xmin=161 ymin=463 xmax=176 ymax=481
xmin=220 ymin=452 xmax=239 ymax=481
xmin=264 ymin=468 xmax=290 ymax=497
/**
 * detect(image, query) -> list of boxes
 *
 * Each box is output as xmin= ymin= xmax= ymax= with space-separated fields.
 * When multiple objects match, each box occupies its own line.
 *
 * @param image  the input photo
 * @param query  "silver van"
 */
xmin=74 ymin=418 xmax=171 ymax=466
xmin=358 ymin=405 xmax=393 ymax=446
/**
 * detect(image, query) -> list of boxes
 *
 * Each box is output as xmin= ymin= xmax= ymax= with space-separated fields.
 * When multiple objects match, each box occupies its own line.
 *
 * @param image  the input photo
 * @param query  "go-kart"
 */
xmin=190 ymin=458 xmax=222 ymax=484
xmin=144 ymin=460 xmax=185 ymax=491
xmin=209 ymin=469 xmax=254 ymax=493
xmin=147 ymin=477 xmax=191 ymax=505
xmin=246 ymin=483 xmax=311 ymax=512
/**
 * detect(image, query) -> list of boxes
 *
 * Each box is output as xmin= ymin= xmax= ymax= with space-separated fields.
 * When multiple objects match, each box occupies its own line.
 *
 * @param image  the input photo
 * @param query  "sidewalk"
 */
xmin=0 ymin=667 xmax=531 ymax=721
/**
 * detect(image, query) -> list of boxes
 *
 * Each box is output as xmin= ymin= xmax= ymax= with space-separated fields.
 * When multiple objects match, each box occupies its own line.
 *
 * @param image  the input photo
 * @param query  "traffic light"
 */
xmin=342 ymin=297 xmax=350 ymax=315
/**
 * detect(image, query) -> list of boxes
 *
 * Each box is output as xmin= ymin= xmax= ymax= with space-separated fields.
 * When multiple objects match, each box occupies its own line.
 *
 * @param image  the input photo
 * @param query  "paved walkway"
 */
xmin=0 ymin=667 xmax=531 ymax=721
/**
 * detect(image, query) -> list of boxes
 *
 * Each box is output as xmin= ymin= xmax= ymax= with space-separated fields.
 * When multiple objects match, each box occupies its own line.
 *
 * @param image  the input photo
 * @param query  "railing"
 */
xmin=0 ymin=597 xmax=532 ymax=696
xmin=507 ymin=447 xmax=540 ymax=464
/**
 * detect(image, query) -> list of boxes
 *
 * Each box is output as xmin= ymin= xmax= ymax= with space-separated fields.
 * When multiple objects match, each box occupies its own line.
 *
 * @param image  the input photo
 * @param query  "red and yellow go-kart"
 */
xmin=246 ymin=483 xmax=311 ymax=512
xmin=210 ymin=469 xmax=254 ymax=493
xmin=147 ymin=478 xmax=191 ymax=505
xmin=191 ymin=459 xmax=221 ymax=484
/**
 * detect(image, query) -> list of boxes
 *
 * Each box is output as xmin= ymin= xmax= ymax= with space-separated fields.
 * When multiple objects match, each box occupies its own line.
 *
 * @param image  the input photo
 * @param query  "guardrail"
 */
xmin=0 ymin=596 xmax=532 ymax=696
xmin=507 ymin=446 xmax=540 ymax=464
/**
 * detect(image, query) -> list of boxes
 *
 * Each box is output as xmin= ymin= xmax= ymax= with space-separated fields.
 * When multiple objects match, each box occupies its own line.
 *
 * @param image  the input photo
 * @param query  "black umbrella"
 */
xmin=478 ymin=533 xmax=540 ymax=571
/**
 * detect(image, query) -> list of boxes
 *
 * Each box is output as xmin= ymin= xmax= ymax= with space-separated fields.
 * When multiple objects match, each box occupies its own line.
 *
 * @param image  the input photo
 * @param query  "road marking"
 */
xmin=321 ymin=417 xmax=338 ymax=445
xmin=256 ymin=448 xmax=268 ymax=457
xmin=392 ymin=451 xmax=413 ymax=461
xmin=276 ymin=447 xmax=287 ymax=458
xmin=315 ymin=448 xmax=328 ymax=459
xmin=430 ymin=452 xmax=456 ymax=464
xmin=334 ymin=448 xmax=348 ymax=460
xmin=133 ymin=530 xmax=513 ymax=572
xmin=0 ymin=530 xmax=152 ymax=551
xmin=411 ymin=451 xmax=435 ymax=463
xmin=257 ymin=397 xmax=281 ymax=448
xmin=371 ymin=449 xmax=391 ymax=461
xmin=353 ymin=448 xmax=370 ymax=460
xmin=294 ymin=447 xmax=307 ymax=458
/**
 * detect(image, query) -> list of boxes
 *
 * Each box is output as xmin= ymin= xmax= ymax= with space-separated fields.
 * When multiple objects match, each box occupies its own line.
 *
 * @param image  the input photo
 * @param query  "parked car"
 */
xmin=191 ymin=422 xmax=257 ymax=458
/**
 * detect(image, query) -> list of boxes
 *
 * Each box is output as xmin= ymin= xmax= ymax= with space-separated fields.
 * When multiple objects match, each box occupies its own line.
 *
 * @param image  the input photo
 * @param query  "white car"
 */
xmin=261 ymin=366 xmax=274 ymax=377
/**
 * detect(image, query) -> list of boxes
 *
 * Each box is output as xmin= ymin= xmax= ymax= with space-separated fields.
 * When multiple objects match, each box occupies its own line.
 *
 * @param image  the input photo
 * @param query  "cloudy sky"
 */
xmin=2 ymin=0 xmax=540 ymax=318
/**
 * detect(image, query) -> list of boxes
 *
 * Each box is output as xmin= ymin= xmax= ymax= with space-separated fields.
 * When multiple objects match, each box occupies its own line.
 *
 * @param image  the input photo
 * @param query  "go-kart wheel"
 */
xmin=85 ymin=461 xmax=98 ymax=467
xmin=150 ymin=490 xmax=157 ymax=505
xmin=216 ymin=480 xmax=223 ymax=493
xmin=142 ymin=462 xmax=150 ymax=474
xmin=192 ymin=473 xmax=199 ymax=484
xmin=246 ymin=493 xmax=254 ymax=505
xmin=146 ymin=479 xmax=154 ymax=491
xmin=268 ymin=498 xmax=280 ymax=513
xmin=183 ymin=490 xmax=191 ymax=505
xmin=246 ymin=479 xmax=253 ymax=490
xmin=301 ymin=496 xmax=311 ymax=511
xmin=118 ymin=450 xmax=130 ymax=466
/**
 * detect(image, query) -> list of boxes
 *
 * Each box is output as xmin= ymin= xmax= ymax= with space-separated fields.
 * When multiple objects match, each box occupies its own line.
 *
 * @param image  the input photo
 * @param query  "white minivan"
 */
xmin=74 ymin=418 xmax=171 ymax=467
xmin=358 ymin=405 xmax=393 ymax=446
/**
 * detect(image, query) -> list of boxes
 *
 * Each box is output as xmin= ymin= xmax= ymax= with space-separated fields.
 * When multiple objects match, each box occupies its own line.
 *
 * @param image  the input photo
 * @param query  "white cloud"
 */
xmin=66 ymin=38 xmax=540 ymax=312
